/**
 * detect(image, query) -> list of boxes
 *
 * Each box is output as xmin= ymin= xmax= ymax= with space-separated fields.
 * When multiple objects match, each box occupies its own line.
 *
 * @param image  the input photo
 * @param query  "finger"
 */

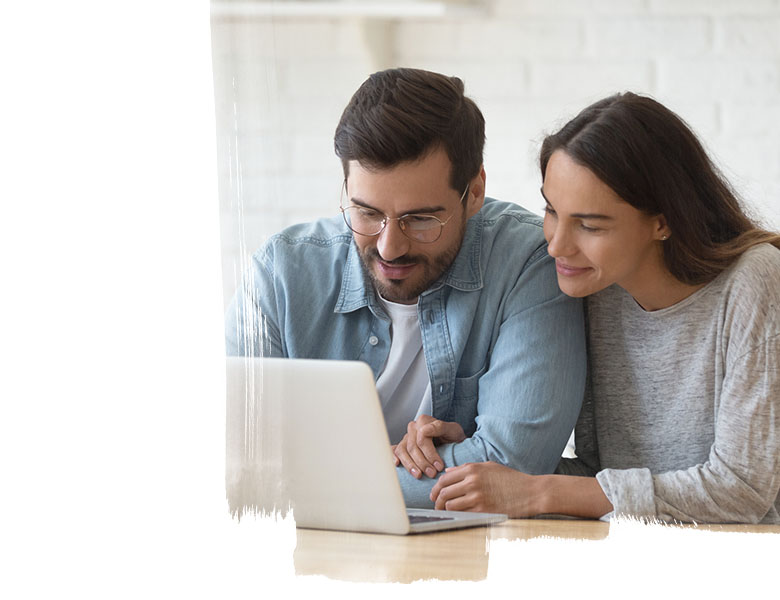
xmin=394 ymin=442 xmax=423 ymax=479
xmin=406 ymin=437 xmax=438 ymax=478
xmin=433 ymin=479 xmax=472 ymax=511
xmin=442 ymin=494 xmax=480 ymax=513
xmin=420 ymin=420 xmax=466 ymax=444
xmin=390 ymin=444 xmax=400 ymax=466
xmin=430 ymin=469 xmax=467 ymax=504
xmin=414 ymin=428 xmax=444 ymax=472
xmin=418 ymin=419 xmax=444 ymax=436
xmin=443 ymin=463 xmax=470 ymax=473
xmin=415 ymin=414 xmax=436 ymax=426
xmin=399 ymin=423 xmax=427 ymax=478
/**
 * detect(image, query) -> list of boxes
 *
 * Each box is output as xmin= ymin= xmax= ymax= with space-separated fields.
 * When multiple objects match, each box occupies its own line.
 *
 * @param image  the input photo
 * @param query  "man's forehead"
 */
xmin=346 ymin=151 xmax=454 ymax=194
xmin=346 ymin=144 xmax=451 ymax=173
xmin=346 ymin=175 xmax=457 ymax=215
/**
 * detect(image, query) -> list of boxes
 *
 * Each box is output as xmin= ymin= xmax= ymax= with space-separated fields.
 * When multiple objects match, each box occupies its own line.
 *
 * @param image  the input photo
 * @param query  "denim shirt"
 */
xmin=225 ymin=198 xmax=586 ymax=507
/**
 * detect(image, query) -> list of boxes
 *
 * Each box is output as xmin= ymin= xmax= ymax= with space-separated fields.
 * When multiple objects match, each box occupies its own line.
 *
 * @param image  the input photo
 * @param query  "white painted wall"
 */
xmin=211 ymin=0 xmax=780 ymax=305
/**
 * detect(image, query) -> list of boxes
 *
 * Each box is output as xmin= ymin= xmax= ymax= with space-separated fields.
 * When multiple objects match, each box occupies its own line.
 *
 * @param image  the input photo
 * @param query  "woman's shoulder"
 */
xmin=717 ymin=243 xmax=780 ymax=354
xmin=732 ymin=241 xmax=780 ymax=270
xmin=719 ymin=243 xmax=780 ymax=300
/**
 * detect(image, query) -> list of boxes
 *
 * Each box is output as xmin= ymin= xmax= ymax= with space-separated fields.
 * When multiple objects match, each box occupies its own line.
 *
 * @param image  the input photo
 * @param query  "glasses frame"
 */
xmin=339 ymin=180 xmax=470 ymax=244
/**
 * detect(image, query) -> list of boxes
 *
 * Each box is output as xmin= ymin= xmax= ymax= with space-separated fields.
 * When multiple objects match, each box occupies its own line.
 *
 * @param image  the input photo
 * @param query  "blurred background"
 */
xmin=210 ymin=0 xmax=780 ymax=306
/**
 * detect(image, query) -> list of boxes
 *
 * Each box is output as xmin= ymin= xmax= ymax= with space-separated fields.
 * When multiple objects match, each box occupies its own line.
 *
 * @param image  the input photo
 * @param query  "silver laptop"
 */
xmin=226 ymin=357 xmax=507 ymax=534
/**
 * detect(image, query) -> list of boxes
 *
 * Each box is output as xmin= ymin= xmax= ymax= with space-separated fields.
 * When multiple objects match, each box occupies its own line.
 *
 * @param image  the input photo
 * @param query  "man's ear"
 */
xmin=466 ymin=166 xmax=486 ymax=218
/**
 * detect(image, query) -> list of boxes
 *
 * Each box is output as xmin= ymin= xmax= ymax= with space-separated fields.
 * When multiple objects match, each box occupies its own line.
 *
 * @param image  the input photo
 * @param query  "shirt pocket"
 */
xmin=451 ymin=363 xmax=487 ymax=437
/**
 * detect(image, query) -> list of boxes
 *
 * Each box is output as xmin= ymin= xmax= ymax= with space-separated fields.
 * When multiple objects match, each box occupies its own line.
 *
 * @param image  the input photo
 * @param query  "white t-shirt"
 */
xmin=375 ymin=296 xmax=432 ymax=444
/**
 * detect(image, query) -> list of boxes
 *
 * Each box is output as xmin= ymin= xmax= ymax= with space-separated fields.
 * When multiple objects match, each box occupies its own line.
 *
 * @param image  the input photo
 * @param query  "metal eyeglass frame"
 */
xmin=339 ymin=180 xmax=470 ymax=243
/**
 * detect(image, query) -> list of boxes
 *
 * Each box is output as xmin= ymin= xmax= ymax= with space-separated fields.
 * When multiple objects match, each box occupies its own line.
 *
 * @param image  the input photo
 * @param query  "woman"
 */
xmin=429 ymin=92 xmax=780 ymax=523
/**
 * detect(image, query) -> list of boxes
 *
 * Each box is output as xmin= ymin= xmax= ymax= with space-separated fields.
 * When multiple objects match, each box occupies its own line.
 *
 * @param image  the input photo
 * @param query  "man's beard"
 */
xmin=357 ymin=221 xmax=467 ymax=304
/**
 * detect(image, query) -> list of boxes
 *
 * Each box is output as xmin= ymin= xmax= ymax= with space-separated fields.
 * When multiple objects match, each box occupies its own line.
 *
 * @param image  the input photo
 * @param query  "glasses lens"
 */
xmin=400 ymin=215 xmax=443 ymax=242
xmin=343 ymin=207 xmax=385 ymax=236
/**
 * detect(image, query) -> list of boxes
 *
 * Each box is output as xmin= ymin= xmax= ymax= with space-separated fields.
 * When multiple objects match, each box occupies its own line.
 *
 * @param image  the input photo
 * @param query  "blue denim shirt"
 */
xmin=225 ymin=198 xmax=586 ymax=507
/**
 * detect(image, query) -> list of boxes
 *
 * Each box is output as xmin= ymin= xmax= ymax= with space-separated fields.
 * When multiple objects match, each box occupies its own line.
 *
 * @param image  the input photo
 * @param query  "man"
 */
xmin=225 ymin=68 xmax=586 ymax=507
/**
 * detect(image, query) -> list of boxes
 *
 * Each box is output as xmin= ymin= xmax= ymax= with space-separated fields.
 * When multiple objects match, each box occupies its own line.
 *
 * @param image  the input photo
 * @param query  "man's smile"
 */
xmin=375 ymin=259 xmax=419 ymax=280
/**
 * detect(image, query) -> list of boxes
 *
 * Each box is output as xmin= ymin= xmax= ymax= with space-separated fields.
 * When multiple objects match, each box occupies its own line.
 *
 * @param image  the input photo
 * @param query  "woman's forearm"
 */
xmin=430 ymin=462 xmax=614 ymax=518
xmin=533 ymin=474 xmax=614 ymax=519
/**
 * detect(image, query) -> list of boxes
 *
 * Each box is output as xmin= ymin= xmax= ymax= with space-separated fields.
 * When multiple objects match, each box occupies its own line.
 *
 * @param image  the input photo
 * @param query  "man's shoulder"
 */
xmin=253 ymin=215 xmax=354 ymax=282
xmin=265 ymin=214 xmax=352 ymax=251
xmin=476 ymin=197 xmax=548 ymax=262
xmin=480 ymin=197 xmax=545 ymax=231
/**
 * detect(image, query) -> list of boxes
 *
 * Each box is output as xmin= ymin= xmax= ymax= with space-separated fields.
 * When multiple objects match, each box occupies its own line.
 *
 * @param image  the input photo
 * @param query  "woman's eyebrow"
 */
xmin=539 ymin=186 xmax=613 ymax=219
xmin=571 ymin=213 xmax=614 ymax=220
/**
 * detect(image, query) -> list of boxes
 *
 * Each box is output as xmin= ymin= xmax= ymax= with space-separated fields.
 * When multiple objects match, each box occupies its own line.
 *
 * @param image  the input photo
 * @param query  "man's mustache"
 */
xmin=364 ymin=248 xmax=425 ymax=266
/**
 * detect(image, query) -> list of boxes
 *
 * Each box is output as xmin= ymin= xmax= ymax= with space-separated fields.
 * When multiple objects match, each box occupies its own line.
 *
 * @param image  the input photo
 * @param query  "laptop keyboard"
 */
xmin=408 ymin=515 xmax=456 ymax=524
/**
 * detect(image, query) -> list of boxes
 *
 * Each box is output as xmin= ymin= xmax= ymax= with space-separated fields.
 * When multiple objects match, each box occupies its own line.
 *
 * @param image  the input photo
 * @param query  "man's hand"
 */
xmin=429 ymin=461 xmax=536 ymax=515
xmin=390 ymin=414 xmax=465 ymax=479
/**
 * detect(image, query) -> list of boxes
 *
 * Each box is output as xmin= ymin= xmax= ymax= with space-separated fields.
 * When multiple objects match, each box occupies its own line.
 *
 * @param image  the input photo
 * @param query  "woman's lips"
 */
xmin=556 ymin=261 xmax=592 ymax=277
xmin=377 ymin=260 xmax=418 ymax=280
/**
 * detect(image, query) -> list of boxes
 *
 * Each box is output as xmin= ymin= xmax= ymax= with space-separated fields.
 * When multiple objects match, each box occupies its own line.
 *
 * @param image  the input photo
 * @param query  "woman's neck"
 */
xmin=625 ymin=266 xmax=706 ymax=311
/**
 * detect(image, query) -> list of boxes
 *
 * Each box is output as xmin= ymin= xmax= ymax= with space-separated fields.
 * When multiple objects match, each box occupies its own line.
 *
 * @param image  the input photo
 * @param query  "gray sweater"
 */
xmin=557 ymin=243 xmax=780 ymax=523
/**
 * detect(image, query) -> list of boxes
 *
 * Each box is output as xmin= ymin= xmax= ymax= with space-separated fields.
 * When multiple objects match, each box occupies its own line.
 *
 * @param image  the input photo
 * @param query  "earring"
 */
xmin=661 ymin=234 xmax=668 ymax=241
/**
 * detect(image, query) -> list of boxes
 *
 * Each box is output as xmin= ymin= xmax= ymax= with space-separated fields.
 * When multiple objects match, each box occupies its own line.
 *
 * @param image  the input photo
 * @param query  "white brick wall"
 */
xmin=212 ymin=1 xmax=780 ymax=305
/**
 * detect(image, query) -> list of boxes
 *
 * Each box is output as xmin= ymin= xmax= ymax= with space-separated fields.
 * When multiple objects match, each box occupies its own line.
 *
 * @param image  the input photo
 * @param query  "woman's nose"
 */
xmin=545 ymin=222 xmax=572 ymax=258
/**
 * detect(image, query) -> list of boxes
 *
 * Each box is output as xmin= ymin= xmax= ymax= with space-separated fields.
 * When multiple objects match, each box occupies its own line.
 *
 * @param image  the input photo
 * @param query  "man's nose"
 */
xmin=376 ymin=219 xmax=411 ymax=262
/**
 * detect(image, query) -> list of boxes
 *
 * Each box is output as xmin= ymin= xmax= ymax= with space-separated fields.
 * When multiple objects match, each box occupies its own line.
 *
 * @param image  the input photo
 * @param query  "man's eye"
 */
xmin=543 ymin=205 xmax=556 ymax=216
xmin=403 ymin=215 xmax=439 ymax=231
xmin=580 ymin=224 xmax=601 ymax=233
xmin=357 ymin=208 xmax=381 ymax=219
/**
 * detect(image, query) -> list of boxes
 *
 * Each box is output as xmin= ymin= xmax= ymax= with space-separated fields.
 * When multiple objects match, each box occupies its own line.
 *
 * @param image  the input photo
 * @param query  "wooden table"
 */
xmin=293 ymin=518 xmax=780 ymax=583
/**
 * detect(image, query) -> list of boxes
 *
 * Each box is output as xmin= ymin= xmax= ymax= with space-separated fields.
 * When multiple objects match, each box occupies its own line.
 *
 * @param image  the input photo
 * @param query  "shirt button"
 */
xmin=368 ymin=335 xmax=379 ymax=346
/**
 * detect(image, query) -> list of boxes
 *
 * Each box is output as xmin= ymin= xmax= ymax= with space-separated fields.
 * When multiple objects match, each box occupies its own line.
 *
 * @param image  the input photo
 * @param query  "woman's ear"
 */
xmin=466 ymin=166 xmax=486 ymax=218
xmin=655 ymin=214 xmax=671 ymax=240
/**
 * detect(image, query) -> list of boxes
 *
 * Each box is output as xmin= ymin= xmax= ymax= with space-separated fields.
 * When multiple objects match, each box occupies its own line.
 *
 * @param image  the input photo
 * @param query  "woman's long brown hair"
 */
xmin=540 ymin=92 xmax=780 ymax=285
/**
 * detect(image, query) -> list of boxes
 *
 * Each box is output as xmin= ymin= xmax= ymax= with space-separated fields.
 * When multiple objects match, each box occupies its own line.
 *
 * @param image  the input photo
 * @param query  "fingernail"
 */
xmin=434 ymin=461 xmax=443 ymax=471
xmin=411 ymin=468 xmax=420 ymax=477
xmin=425 ymin=467 xmax=436 ymax=478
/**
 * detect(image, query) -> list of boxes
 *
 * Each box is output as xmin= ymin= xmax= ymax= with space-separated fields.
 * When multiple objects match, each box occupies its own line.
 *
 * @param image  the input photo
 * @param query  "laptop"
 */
xmin=226 ymin=357 xmax=507 ymax=534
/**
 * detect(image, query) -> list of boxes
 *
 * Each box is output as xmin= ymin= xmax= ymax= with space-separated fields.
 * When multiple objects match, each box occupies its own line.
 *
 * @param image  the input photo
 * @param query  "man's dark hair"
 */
xmin=334 ymin=68 xmax=485 ymax=193
xmin=540 ymin=92 xmax=780 ymax=285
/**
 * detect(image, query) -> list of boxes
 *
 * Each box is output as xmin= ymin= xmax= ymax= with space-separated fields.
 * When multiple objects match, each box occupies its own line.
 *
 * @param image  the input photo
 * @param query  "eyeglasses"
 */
xmin=339 ymin=180 xmax=470 ymax=243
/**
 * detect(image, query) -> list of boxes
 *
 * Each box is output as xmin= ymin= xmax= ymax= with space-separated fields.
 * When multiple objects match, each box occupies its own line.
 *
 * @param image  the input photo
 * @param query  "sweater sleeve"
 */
xmin=597 ymin=333 xmax=780 ymax=523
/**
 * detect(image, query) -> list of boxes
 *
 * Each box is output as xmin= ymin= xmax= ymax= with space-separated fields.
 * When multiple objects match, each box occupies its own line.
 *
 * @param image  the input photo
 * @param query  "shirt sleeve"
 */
xmin=401 ymin=248 xmax=587 ymax=507
xmin=556 ymin=374 xmax=601 ymax=478
xmin=224 ymin=246 xmax=284 ymax=358
xmin=596 ymin=334 xmax=780 ymax=523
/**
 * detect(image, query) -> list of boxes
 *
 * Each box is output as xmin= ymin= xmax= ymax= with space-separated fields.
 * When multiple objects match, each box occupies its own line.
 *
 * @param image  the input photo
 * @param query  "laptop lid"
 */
xmin=226 ymin=357 xmax=506 ymax=534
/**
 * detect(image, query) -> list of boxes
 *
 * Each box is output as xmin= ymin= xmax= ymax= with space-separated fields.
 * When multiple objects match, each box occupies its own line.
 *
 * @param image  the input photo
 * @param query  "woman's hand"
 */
xmin=391 ymin=415 xmax=466 ymax=479
xmin=429 ymin=461 xmax=541 ymax=515
xmin=430 ymin=462 xmax=614 ymax=519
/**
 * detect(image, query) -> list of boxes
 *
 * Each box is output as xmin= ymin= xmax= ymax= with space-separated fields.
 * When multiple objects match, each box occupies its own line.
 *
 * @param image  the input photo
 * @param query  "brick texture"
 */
xmin=212 ymin=4 xmax=780 ymax=303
